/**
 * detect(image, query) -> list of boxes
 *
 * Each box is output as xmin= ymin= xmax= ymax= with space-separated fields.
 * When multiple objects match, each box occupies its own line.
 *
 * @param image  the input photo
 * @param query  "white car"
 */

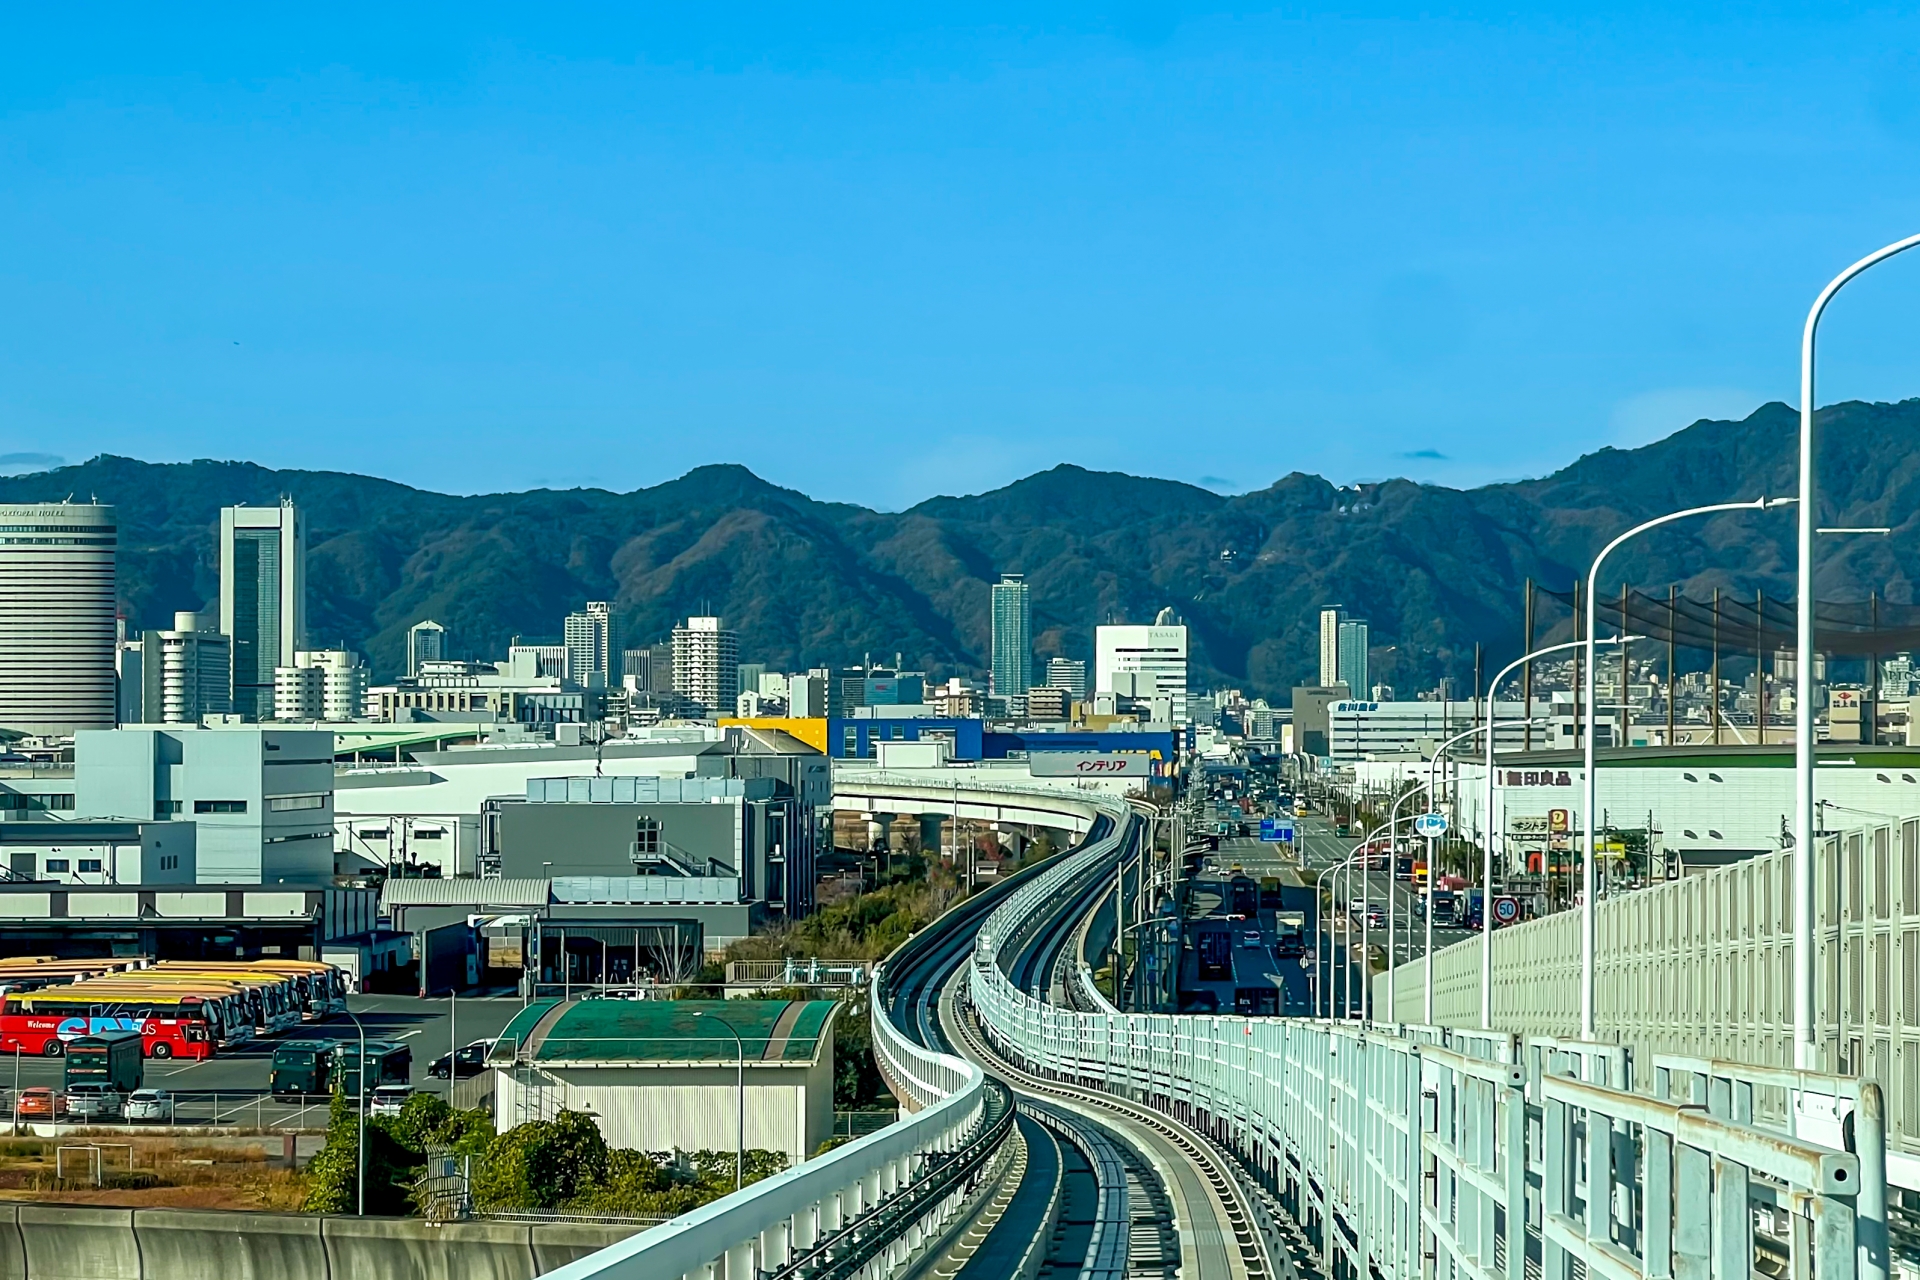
xmin=63 ymin=1083 xmax=124 ymax=1120
xmin=369 ymin=1084 xmax=412 ymax=1118
xmin=124 ymin=1089 xmax=173 ymax=1122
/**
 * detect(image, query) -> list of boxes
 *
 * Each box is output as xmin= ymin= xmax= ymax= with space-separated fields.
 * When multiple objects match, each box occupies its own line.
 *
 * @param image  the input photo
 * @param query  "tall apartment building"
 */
xmin=1095 ymin=623 xmax=1190 ymax=723
xmin=564 ymin=601 xmax=623 ymax=689
xmin=672 ymin=616 xmax=739 ymax=718
xmin=1318 ymin=606 xmax=1344 ymax=687
xmin=407 ymin=620 xmax=447 ymax=676
xmin=990 ymin=573 xmax=1032 ymax=697
xmin=1045 ymin=657 xmax=1088 ymax=699
xmin=0 ymin=502 xmax=118 ymax=734
xmin=1337 ymin=618 xmax=1371 ymax=698
xmin=274 ymin=650 xmax=369 ymax=721
xmin=220 ymin=501 xmax=305 ymax=721
xmin=138 ymin=612 xmax=233 ymax=724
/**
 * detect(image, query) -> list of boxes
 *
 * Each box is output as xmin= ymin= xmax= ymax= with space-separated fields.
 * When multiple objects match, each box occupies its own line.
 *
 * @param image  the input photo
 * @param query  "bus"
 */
xmin=220 ymin=961 xmax=349 ymax=1021
xmin=143 ymin=967 xmax=304 ymax=1035
xmin=0 ymin=958 xmax=148 ymax=997
xmin=271 ymin=1039 xmax=340 ymax=1098
xmin=54 ymin=976 xmax=258 ymax=1048
xmin=333 ymin=1041 xmax=412 ymax=1099
xmin=0 ymin=985 xmax=224 ymax=1059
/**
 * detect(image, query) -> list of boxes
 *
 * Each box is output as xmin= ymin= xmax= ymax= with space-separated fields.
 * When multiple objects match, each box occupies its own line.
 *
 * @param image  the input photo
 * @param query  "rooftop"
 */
xmin=495 ymin=998 xmax=836 ymax=1066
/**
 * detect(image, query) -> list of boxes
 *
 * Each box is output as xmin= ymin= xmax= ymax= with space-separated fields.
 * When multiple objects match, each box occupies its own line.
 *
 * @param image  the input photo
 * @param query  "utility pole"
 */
xmin=1712 ymin=587 xmax=1722 ymax=746
xmin=1522 ymin=579 xmax=1536 ymax=752
xmin=1667 ymin=585 xmax=1677 ymax=746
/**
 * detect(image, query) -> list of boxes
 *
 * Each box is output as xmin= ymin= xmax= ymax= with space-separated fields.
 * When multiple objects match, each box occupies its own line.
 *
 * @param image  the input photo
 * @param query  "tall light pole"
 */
xmin=694 ymin=1011 xmax=746 ymax=1190
xmin=1479 ymin=638 xmax=1629 ymax=1030
xmin=1795 ymin=233 xmax=1920 ymax=1069
xmin=343 ymin=1009 xmax=368 ymax=1216
xmin=1580 ymin=496 xmax=1792 ymax=1040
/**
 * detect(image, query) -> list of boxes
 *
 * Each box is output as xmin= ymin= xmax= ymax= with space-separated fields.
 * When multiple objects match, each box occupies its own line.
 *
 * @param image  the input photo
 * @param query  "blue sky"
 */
xmin=2 ymin=5 xmax=1919 ymax=508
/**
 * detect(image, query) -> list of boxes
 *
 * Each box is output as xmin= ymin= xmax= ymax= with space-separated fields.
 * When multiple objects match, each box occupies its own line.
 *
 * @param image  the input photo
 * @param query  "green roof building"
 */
xmin=490 ymin=997 xmax=843 ymax=1163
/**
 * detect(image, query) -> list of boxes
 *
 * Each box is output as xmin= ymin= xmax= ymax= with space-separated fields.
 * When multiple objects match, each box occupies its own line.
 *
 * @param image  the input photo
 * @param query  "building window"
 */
xmin=413 ymin=828 xmax=443 ymax=839
xmin=45 ymin=859 xmax=68 ymax=872
xmin=194 ymin=800 xmax=248 ymax=814
xmin=267 ymin=794 xmax=326 ymax=812
xmin=155 ymin=800 xmax=183 ymax=817
xmin=635 ymin=817 xmax=661 ymax=857
xmin=78 ymin=859 xmax=101 ymax=873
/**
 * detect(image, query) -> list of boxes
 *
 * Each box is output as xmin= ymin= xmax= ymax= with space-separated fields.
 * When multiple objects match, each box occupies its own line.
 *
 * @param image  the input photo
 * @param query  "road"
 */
xmin=0 ymin=992 xmax=529 ymax=1129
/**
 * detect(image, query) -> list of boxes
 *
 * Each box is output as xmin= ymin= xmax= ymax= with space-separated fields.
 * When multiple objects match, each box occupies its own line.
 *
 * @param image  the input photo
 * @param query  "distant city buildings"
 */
xmin=565 ymin=601 xmax=623 ymax=689
xmin=138 ymin=612 xmax=233 ymax=724
xmin=673 ymin=616 xmax=739 ymax=718
xmin=1095 ymin=623 xmax=1188 ymax=724
xmin=1318 ymin=606 xmax=1343 ymax=687
xmin=990 ymin=574 xmax=1032 ymax=696
xmin=274 ymin=649 xmax=369 ymax=722
xmin=1337 ymin=618 xmax=1370 ymax=696
xmin=220 ymin=501 xmax=305 ymax=720
xmin=1045 ymin=657 xmax=1088 ymax=699
xmin=407 ymin=620 xmax=447 ymax=676
xmin=0 ymin=502 xmax=118 ymax=734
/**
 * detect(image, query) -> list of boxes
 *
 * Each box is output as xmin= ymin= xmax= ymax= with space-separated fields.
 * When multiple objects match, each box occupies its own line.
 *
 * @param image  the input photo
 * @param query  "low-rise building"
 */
xmin=491 ymin=998 xmax=837 ymax=1165
xmin=0 ymin=819 xmax=195 ymax=884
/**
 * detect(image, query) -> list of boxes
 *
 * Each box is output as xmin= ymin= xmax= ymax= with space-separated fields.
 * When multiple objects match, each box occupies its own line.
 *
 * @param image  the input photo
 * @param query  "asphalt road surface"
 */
xmin=0 ymin=993 xmax=530 ymax=1129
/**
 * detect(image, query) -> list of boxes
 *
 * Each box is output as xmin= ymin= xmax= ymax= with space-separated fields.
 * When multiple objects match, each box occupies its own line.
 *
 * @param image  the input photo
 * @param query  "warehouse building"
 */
xmin=490 ymin=998 xmax=838 ymax=1165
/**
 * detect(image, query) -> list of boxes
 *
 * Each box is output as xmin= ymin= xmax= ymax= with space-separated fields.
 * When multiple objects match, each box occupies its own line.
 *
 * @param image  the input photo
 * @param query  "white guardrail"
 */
xmin=968 ymin=801 xmax=1888 ymax=1280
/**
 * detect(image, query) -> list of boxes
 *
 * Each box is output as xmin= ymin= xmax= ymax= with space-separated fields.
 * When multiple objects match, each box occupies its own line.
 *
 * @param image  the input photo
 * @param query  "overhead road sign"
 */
xmin=1259 ymin=819 xmax=1296 ymax=843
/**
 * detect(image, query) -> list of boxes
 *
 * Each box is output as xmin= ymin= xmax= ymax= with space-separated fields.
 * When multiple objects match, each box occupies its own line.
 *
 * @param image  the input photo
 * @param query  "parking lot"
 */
xmin=0 ymin=992 xmax=530 ymax=1130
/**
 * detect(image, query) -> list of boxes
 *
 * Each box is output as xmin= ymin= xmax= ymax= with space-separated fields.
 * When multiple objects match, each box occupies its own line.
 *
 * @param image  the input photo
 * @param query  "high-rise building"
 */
xmin=1095 ymin=624 xmax=1189 ymax=723
xmin=673 ymin=616 xmax=739 ymax=718
xmin=1337 ymin=618 xmax=1370 ymax=697
xmin=274 ymin=649 xmax=369 ymax=722
xmin=407 ymin=620 xmax=447 ymax=677
xmin=1045 ymin=657 xmax=1088 ymax=699
xmin=139 ymin=611 xmax=233 ymax=724
xmin=564 ymin=601 xmax=623 ymax=689
xmin=787 ymin=672 xmax=828 ymax=718
xmin=220 ymin=501 xmax=305 ymax=721
xmin=0 ymin=502 xmax=118 ymax=734
xmin=990 ymin=573 xmax=1032 ymax=697
xmin=1318 ymin=606 xmax=1344 ymax=687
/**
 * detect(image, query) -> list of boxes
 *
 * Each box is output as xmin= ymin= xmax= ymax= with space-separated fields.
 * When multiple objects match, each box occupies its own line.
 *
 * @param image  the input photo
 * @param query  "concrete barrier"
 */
xmin=18 ymin=1205 xmax=139 ymax=1280
xmin=0 ymin=1205 xmax=642 ymax=1279
xmin=320 ymin=1214 xmax=537 ymax=1280
xmin=135 ymin=1210 xmax=326 ymax=1280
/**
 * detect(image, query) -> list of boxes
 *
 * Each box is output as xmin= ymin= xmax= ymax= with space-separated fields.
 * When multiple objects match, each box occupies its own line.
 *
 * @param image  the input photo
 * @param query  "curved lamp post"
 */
xmin=1579 ymin=496 xmax=1794 ymax=1040
xmin=694 ymin=1011 xmax=746 ymax=1191
xmin=1794 ymin=234 xmax=1920 ymax=1069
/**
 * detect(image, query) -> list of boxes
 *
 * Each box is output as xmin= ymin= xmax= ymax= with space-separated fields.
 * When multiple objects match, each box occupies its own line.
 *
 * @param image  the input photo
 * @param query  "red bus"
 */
xmin=0 ymin=986 xmax=224 ymax=1059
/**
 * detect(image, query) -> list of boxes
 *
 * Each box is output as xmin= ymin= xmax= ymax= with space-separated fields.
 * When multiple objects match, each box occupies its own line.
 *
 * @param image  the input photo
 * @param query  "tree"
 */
xmin=472 ymin=1110 xmax=610 ymax=1211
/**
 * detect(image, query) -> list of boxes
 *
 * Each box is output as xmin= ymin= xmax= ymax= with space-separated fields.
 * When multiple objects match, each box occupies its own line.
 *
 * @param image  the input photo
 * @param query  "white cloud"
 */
xmin=1608 ymin=387 xmax=1761 ymax=449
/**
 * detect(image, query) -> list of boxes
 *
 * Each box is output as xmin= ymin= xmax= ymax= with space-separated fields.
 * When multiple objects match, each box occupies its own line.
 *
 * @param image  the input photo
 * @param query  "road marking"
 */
xmin=395 ymin=1030 xmax=421 ymax=1039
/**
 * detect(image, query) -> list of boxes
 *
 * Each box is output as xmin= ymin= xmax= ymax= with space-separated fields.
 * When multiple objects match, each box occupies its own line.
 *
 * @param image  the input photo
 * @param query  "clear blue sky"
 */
xmin=3 ymin=5 xmax=1919 ymax=508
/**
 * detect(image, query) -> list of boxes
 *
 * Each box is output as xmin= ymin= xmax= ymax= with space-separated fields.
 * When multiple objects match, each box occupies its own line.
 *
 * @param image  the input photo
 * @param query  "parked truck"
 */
xmin=63 ymin=1029 xmax=143 ymax=1094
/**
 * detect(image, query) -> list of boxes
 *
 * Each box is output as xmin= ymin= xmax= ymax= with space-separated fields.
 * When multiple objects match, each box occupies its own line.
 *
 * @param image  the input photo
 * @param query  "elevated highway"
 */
xmin=548 ymin=770 xmax=1888 ymax=1280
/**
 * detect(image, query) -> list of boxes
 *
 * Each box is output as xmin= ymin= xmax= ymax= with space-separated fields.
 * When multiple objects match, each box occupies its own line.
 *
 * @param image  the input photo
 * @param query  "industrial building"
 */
xmin=491 ymin=998 xmax=838 ymax=1165
xmin=0 ymin=819 xmax=196 ymax=885
xmin=0 ymin=881 xmax=381 ymax=965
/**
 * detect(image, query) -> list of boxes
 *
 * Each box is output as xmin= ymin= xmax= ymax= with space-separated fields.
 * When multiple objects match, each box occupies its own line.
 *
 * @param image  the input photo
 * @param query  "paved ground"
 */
xmin=0 ymin=992 xmax=531 ymax=1129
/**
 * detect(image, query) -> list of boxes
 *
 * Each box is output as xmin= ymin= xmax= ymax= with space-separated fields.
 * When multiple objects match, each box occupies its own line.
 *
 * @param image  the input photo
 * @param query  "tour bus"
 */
xmin=0 ymin=984 xmax=227 ymax=1059
xmin=141 ymin=967 xmax=304 ymax=1035
xmin=74 ymin=972 xmax=288 ymax=1040
xmin=0 ymin=958 xmax=148 ymax=998
xmin=152 ymin=960 xmax=348 ymax=1026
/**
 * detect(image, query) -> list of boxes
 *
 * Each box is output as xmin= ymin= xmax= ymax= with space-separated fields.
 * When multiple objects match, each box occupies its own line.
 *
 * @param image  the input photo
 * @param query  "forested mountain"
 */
xmin=6 ymin=399 xmax=1917 ymax=698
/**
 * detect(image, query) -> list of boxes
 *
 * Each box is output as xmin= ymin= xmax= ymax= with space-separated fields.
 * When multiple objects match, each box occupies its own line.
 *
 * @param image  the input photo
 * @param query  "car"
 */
xmin=1366 ymin=908 xmax=1387 ymax=929
xmin=64 ymin=1082 xmax=125 ymax=1120
xmin=14 ymin=1087 xmax=65 ymax=1119
xmin=428 ymin=1039 xmax=498 ymax=1080
xmin=1239 ymin=930 xmax=1264 ymax=948
xmin=124 ymin=1089 xmax=174 ymax=1122
xmin=369 ymin=1084 xmax=413 ymax=1118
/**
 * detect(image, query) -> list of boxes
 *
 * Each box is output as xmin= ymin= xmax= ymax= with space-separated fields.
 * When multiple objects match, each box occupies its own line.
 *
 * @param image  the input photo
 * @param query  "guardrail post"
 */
xmin=1855 ymin=1081 xmax=1888 ymax=1280
xmin=723 ymin=1239 xmax=755 ymax=1280
xmin=1541 ymin=1094 xmax=1572 ymax=1280
xmin=1502 ymin=1072 xmax=1526 ymax=1280
xmin=1644 ymin=1124 xmax=1674 ymax=1280
xmin=1586 ymin=1095 xmax=1613 ymax=1250
xmin=1709 ymin=1155 xmax=1748 ymax=1280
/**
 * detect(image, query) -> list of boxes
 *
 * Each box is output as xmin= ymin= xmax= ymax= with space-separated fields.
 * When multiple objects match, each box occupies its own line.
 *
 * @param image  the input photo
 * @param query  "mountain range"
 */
xmin=5 ymin=398 xmax=1918 ymax=699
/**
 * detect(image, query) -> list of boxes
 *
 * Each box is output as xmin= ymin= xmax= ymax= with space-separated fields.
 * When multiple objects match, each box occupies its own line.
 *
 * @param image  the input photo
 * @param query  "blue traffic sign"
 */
xmin=1259 ymin=818 xmax=1296 ymax=843
xmin=1413 ymin=812 xmax=1448 ymax=838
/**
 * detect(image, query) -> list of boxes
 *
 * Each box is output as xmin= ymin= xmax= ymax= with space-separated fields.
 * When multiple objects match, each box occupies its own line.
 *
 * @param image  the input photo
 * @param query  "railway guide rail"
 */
xmin=543 ymin=775 xmax=1887 ymax=1280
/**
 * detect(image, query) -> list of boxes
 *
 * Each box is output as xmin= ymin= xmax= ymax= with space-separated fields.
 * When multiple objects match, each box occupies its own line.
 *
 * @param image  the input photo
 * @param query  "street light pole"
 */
xmin=342 ymin=1009 xmax=367 ymax=1215
xmin=695 ymin=1011 xmax=746 ymax=1191
xmin=1479 ymin=638 xmax=1628 ymax=1030
xmin=1580 ymin=496 xmax=1790 ymax=1041
xmin=1795 ymin=234 xmax=1920 ymax=1070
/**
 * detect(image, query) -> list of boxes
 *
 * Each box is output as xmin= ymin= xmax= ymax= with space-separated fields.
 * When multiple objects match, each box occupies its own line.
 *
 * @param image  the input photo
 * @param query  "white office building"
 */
xmin=565 ymin=601 xmax=622 ymax=689
xmin=407 ymin=620 xmax=447 ymax=677
xmin=509 ymin=644 xmax=569 ymax=680
xmin=0 ymin=502 xmax=117 ymax=734
xmin=673 ymin=617 xmax=739 ymax=719
xmin=136 ymin=612 xmax=234 ymax=725
xmin=1327 ymin=698 xmax=1528 ymax=761
xmin=1095 ymin=624 xmax=1189 ymax=724
xmin=74 ymin=727 xmax=336 ymax=883
xmin=220 ymin=501 xmax=306 ymax=721
xmin=274 ymin=650 xmax=369 ymax=722
xmin=1046 ymin=657 xmax=1088 ymax=699
xmin=1318 ymin=606 xmax=1344 ymax=687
